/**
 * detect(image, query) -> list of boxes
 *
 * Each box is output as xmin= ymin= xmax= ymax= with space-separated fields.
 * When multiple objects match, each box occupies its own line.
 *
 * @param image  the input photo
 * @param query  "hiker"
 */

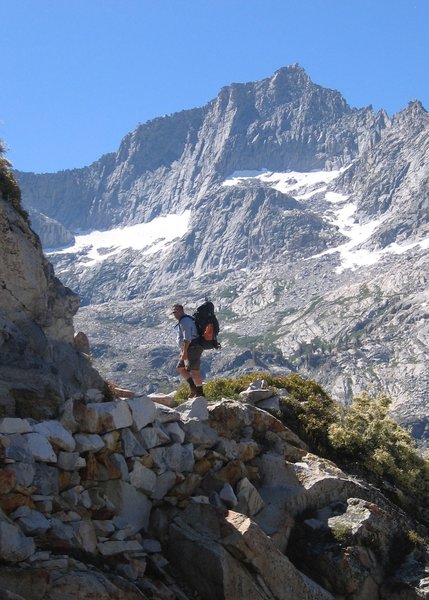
xmin=171 ymin=303 xmax=204 ymax=398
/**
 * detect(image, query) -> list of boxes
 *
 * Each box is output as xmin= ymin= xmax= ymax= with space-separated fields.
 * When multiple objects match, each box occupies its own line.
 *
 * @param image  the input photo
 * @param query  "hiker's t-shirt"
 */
xmin=176 ymin=315 xmax=199 ymax=346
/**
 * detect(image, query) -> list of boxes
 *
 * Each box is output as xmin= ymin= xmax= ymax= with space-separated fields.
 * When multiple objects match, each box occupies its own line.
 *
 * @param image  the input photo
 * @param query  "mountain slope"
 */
xmin=14 ymin=65 xmax=429 ymax=448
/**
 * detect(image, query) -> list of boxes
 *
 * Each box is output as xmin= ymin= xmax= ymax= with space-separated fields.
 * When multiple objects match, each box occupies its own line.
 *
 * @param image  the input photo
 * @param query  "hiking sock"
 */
xmin=196 ymin=385 xmax=204 ymax=397
xmin=186 ymin=377 xmax=197 ymax=392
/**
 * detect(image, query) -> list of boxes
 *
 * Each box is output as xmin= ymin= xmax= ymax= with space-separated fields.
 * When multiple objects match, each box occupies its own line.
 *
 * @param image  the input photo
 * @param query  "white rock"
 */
xmin=220 ymin=483 xmax=238 ymax=508
xmin=71 ymin=520 xmax=97 ymax=554
xmin=80 ymin=401 xmax=133 ymax=434
xmin=182 ymin=420 xmax=219 ymax=448
xmin=239 ymin=383 xmax=274 ymax=403
xmin=175 ymin=397 xmax=208 ymax=421
xmin=0 ymin=521 xmax=35 ymax=562
xmin=155 ymin=405 xmax=181 ymax=423
xmin=5 ymin=462 xmax=35 ymax=487
xmin=121 ymin=429 xmax=146 ymax=458
xmin=126 ymin=396 xmax=157 ymax=430
xmin=142 ymin=538 xmax=162 ymax=553
xmin=2 ymin=434 xmax=34 ymax=463
xmin=59 ymin=398 xmax=79 ymax=433
xmin=190 ymin=495 xmax=210 ymax=504
xmin=236 ymin=477 xmax=265 ymax=517
xmin=22 ymin=433 xmax=57 ymax=463
xmin=153 ymin=471 xmax=177 ymax=500
xmin=9 ymin=506 xmax=30 ymax=519
xmin=150 ymin=443 xmax=195 ymax=473
xmin=0 ymin=417 xmax=32 ymax=434
xmin=33 ymin=420 xmax=76 ymax=452
xmin=102 ymin=431 xmax=120 ymax=451
xmin=98 ymin=540 xmax=143 ymax=555
xmin=28 ymin=550 xmax=51 ymax=562
xmin=100 ymin=480 xmax=152 ymax=534
xmin=139 ymin=425 xmax=171 ymax=449
xmin=111 ymin=453 xmax=129 ymax=481
xmin=93 ymin=520 xmax=115 ymax=536
xmin=85 ymin=388 xmax=104 ymax=402
xmin=216 ymin=438 xmax=239 ymax=460
xmin=57 ymin=451 xmax=82 ymax=471
xmin=129 ymin=461 xmax=157 ymax=495
xmin=31 ymin=495 xmax=53 ymax=514
xmin=61 ymin=486 xmax=82 ymax=507
xmin=163 ymin=421 xmax=185 ymax=444
xmin=79 ymin=490 xmax=92 ymax=509
xmin=74 ymin=433 xmax=105 ymax=453
xmin=17 ymin=509 xmax=50 ymax=535
xmin=257 ymin=396 xmax=280 ymax=411
xmin=147 ymin=391 xmax=177 ymax=408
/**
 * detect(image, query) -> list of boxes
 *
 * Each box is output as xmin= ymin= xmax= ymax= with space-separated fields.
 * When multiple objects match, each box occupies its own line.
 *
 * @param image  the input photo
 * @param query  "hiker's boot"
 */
xmin=186 ymin=377 xmax=197 ymax=398
xmin=195 ymin=385 xmax=204 ymax=398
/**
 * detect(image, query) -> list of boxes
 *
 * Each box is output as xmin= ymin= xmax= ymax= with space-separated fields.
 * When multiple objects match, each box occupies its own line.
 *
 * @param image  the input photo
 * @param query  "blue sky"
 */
xmin=2 ymin=0 xmax=428 ymax=173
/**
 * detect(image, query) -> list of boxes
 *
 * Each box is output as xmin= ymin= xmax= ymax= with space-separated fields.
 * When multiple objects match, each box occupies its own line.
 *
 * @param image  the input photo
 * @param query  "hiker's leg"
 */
xmin=188 ymin=344 xmax=204 ymax=396
xmin=190 ymin=369 xmax=202 ymax=386
xmin=176 ymin=359 xmax=197 ymax=391
xmin=190 ymin=370 xmax=204 ymax=397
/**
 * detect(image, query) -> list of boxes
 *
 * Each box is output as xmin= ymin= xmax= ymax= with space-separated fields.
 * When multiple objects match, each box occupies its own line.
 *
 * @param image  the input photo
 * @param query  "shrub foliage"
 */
xmin=328 ymin=393 xmax=429 ymax=502
xmin=0 ymin=141 xmax=27 ymax=217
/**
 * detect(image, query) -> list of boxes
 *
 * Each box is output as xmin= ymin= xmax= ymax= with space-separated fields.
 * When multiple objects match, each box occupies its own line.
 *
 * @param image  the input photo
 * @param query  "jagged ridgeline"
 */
xmin=13 ymin=65 xmax=429 ymax=452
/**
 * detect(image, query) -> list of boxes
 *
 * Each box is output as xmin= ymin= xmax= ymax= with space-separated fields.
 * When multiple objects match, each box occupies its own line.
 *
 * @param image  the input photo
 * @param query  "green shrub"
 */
xmin=328 ymin=393 xmax=429 ymax=504
xmin=175 ymin=372 xmax=276 ymax=402
xmin=330 ymin=522 xmax=354 ymax=545
xmin=0 ymin=143 xmax=27 ymax=218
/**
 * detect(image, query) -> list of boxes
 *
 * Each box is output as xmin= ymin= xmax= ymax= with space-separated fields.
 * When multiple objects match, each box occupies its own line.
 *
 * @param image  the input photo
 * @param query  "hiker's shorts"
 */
xmin=177 ymin=341 xmax=203 ymax=371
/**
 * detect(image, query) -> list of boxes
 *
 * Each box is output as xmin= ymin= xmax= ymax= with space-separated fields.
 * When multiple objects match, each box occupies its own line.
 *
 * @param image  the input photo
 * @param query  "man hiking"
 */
xmin=171 ymin=303 xmax=204 ymax=398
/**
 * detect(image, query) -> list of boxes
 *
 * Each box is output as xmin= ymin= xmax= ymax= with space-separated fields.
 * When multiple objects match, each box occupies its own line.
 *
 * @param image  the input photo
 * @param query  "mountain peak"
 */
xmin=393 ymin=99 xmax=428 ymax=127
xmin=273 ymin=63 xmax=309 ymax=78
xmin=270 ymin=63 xmax=312 ymax=88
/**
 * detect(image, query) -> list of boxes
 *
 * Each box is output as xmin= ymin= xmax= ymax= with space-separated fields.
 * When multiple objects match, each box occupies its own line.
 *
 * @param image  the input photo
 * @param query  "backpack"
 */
xmin=193 ymin=301 xmax=221 ymax=350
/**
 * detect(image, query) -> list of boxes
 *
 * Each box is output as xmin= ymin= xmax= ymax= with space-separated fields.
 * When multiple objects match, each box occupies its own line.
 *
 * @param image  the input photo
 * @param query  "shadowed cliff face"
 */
xmin=0 ymin=161 xmax=105 ymax=419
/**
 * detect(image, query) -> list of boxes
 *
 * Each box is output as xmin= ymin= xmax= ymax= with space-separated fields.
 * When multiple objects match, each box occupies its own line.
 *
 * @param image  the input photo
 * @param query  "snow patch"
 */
xmin=223 ymin=169 xmax=343 ymax=199
xmin=225 ymin=168 xmax=429 ymax=272
xmin=48 ymin=211 xmax=191 ymax=267
xmin=317 ymin=200 xmax=429 ymax=272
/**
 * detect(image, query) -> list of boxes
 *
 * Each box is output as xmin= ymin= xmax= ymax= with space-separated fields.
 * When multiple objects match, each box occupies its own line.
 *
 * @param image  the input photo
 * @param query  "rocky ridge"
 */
xmin=0 ymin=385 xmax=428 ymax=599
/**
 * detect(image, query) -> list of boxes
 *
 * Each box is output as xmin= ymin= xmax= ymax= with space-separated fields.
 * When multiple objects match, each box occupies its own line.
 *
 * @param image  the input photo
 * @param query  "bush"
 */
xmin=328 ymin=393 xmax=429 ymax=504
xmin=175 ymin=371 xmax=276 ymax=402
xmin=0 ymin=142 xmax=27 ymax=218
xmin=175 ymin=371 xmax=328 ymax=402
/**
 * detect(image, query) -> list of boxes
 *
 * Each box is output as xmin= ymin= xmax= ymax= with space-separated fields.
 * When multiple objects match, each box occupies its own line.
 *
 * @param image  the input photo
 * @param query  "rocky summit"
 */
xmin=1 ymin=151 xmax=429 ymax=598
xmin=14 ymin=64 xmax=429 ymax=451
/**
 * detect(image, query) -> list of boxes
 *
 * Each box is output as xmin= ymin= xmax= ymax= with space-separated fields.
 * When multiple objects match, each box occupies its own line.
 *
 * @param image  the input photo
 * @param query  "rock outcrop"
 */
xmin=27 ymin=208 xmax=75 ymax=249
xmin=0 ymin=159 xmax=105 ymax=419
xmin=0 ymin=391 xmax=427 ymax=599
